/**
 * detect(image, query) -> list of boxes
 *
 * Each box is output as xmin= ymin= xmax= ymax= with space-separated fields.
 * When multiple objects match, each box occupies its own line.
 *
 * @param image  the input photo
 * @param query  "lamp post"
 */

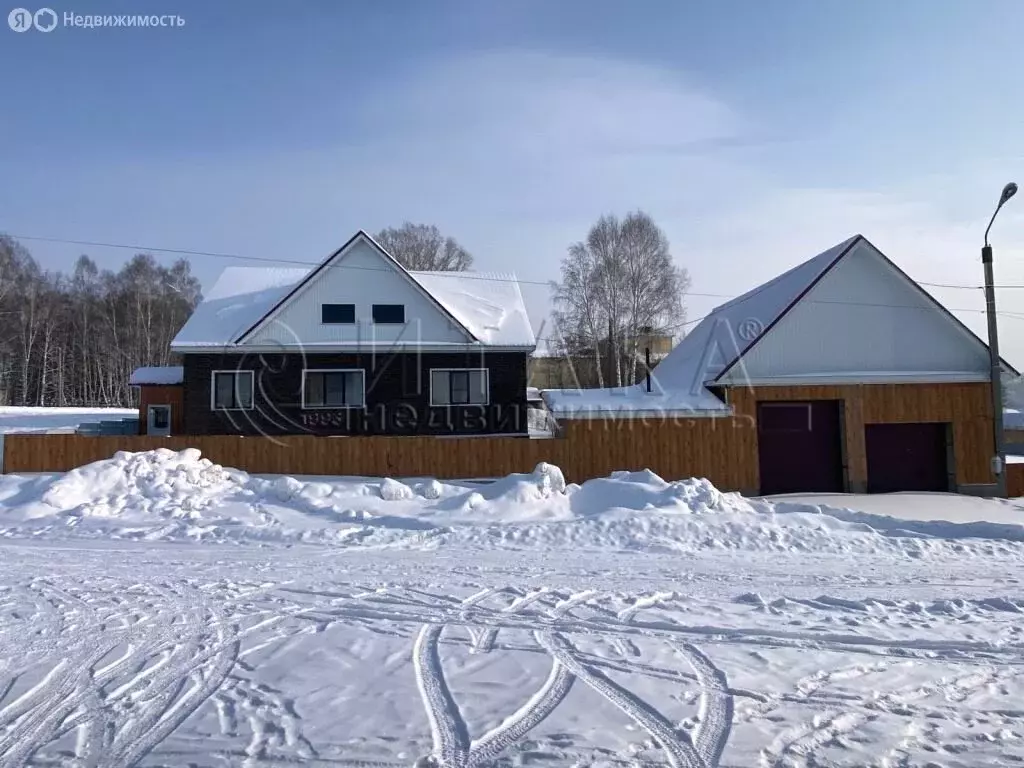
xmin=982 ymin=182 xmax=1017 ymax=497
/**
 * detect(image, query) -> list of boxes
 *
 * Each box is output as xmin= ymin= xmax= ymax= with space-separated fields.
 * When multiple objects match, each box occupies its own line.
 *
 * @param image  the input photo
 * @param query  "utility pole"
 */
xmin=982 ymin=182 xmax=1017 ymax=497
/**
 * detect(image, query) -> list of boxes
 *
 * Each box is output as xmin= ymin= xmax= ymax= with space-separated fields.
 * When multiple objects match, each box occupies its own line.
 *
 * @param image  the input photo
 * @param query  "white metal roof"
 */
xmin=171 ymin=235 xmax=536 ymax=350
xmin=407 ymin=270 xmax=535 ymax=347
xmin=542 ymin=232 xmax=1020 ymax=418
xmin=129 ymin=366 xmax=184 ymax=386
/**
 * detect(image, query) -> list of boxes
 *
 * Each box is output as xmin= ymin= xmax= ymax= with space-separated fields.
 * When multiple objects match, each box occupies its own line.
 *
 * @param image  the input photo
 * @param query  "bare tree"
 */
xmin=550 ymin=211 xmax=689 ymax=388
xmin=0 ymin=234 xmax=202 ymax=407
xmin=375 ymin=223 xmax=473 ymax=271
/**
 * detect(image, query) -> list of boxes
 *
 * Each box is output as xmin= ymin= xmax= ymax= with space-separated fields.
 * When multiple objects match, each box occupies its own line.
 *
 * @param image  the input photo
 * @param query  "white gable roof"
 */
xmin=409 ymin=270 xmax=535 ymax=347
xmin=658 ymin=234 xmax=1018 ymax=389
xmin=652 ymin=236 xmax=860 ymax=391
xmin=171 ymin=266 xmax=308 ymax=349
xmin=171 ymin=232 xmax=536 ymax=351
xmin=544 ymin=233 xmax=1019 ymax=418
xmin=717 ymin=237 xmax=1000 ymax=384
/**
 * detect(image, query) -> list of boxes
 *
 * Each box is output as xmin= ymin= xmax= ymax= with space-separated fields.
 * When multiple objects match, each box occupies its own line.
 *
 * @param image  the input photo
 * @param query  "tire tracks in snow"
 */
xmin=674 ymin=643 xmax=733 ymax=768
xmin=536 ymin=631 xmax=705 ymax=768
xmin=414 ymin=623 xmax=471 ymax=768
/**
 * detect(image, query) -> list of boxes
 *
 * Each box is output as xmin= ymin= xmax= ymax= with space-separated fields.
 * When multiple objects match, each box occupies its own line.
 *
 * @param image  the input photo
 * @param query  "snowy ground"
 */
xmin=1 ymin=449 xmax=1024 ymax=767
xmin=0 ymin=406 xmax=137 ymax=434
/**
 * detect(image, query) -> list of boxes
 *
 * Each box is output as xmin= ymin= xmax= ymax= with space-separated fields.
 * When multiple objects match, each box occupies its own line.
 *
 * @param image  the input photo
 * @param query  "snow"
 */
xmin=129 ymin=366 xmax=184 ymax=385
xmin=0 ymin=406 xmax=138 ymax=434
xmin=172 ymin=264 xmax=536 ymax=349
xmin=656 ymin=235 xmax=859 ymax=387
xmin=1006 ymin=407 xmax=1024 ymax=429
xmin=542 ymin=381 xmax=731 ymax=417
xmin=542 ymin=237 xmax=859 ymax=416
xmin=410 ymin=270 xmax=535 ymax=347
xmin=4 ymin=449 xmax=1024 ymax=764
xmin=170 ymin=266 xmax=308 ymax=348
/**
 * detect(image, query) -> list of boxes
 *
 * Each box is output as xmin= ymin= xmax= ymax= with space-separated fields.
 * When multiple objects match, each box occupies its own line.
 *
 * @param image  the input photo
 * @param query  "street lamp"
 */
xmin=983 ymin=182 xmax=1017 ymax=497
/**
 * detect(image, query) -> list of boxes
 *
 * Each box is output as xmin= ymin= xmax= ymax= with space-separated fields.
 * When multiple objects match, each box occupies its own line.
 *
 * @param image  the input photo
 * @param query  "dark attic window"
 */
xmin=372 ymin=304 xmax=405 ymax=324
xmin=322 ymin=303 xmax=356 ymax=324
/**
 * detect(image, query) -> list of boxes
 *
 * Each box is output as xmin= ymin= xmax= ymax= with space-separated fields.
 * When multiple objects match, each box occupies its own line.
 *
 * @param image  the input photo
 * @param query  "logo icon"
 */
xmin=737 ymin=317 xmax=765 ymax=342
xmin=33 ymin=6 xmax=55 ymax=31
xmin=8 ymin=7 xmax=32 ymax=30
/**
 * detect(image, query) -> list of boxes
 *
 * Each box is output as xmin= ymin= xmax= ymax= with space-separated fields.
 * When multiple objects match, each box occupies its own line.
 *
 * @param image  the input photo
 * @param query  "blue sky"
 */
xmin=3 ymin=0 xmax=1024 ymax=361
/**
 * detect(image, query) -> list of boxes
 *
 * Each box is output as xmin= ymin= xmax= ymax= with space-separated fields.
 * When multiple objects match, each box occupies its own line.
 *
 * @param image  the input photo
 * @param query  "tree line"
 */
xmin=0 ymin=235 xmax=201 ymax=407
xmin=0 ymin=215 xmax=685 ymax=407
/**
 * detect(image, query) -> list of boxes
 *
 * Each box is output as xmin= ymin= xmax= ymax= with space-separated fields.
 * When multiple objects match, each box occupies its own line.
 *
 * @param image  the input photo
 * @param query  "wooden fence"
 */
xmin=1009 ymin=463 xmax=1024 ymax=498
xmin=0 ymin=417 xmax=761 ymax=490
xmin=1 ymin=382 xmax=1012 ymax=496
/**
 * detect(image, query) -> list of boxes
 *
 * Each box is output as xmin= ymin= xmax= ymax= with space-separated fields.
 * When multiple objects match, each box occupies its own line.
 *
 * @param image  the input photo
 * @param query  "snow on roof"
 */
xmin=129 ymin=366 xmax=184 ymax=386
xmin=652 ymin=235 xmax=860 ymax=389
xmin=172 ymin=267 xmax=308 ymax=349
xmin=542 ymin=383 xmax=730 ymax=418
xmin=172 ymin=265 xmax=534 ymax=349
xmin=408 ymin=270 xmax=535 ymax=347
xmin=539 ymin=236 xmax=861 ymax=419
xmin=1006 ymin=409 xmax=1024 ymax=430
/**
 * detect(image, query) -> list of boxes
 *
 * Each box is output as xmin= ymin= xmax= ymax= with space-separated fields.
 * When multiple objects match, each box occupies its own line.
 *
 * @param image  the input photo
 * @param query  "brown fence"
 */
xmin=1009 ymin=463 xmax=1024 ymax=498
xmin=0 ymin=417 xmax=761 ymax=490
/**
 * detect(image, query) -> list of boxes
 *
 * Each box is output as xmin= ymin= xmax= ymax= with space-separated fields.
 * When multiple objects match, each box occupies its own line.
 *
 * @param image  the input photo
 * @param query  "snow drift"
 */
xmin=1 ymin=449 xmax=1023 ymax=557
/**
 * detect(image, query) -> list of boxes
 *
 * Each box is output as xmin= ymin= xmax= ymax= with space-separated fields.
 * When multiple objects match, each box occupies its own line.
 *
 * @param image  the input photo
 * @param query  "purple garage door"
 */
xmin=757 ymin=401 xmax=845 ymax=495
xmin=865 ymin=422 xmax=950 ymax=493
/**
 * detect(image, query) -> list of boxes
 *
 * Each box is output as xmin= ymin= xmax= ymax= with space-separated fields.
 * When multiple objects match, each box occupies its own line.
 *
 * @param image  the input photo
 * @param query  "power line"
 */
xmin=11 ymin=230 xmax=1024 ymax=294
xmin=6 ymin=231 xmax=1024 ymax=321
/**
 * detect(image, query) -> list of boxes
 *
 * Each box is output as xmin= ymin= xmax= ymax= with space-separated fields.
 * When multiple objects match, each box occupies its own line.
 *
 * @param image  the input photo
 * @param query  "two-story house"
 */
xmin=161 ymin=231 xmax=536 ymax=436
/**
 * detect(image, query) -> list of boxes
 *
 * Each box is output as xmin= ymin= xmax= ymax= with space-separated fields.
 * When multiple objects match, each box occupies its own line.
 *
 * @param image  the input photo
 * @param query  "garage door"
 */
xmin=757 ymin=401 xmax=845 ymax=495
xmin=865 ymin=422 xmax=950 ymax=493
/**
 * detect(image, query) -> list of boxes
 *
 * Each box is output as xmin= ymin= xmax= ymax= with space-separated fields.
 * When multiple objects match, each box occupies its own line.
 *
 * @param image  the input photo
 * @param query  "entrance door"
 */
xmin=757 ymin=400 xmax=845 ymax=495
xmin=865 ymin=422 xmax=950 ymax=493
xmin=147 ymin=405 xmax=172 ymax=436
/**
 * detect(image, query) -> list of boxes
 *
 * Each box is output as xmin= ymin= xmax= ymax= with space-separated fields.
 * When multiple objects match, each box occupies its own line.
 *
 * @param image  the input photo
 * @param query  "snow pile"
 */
xmin=3 ymin=450 xmax=1024 ymax=557
xmin=41 ymin=448 xmax=246 ymax=520
xmin=567 ymin=470 xmax=735 ymax=516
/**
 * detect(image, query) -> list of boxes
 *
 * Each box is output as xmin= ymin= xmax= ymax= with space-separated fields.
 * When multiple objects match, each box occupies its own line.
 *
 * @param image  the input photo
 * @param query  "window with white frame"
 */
xmin=430 ymin=368 xmax=488 ymax=406
xmin=211 ymin=370 xmax=254 ymax=410
xmin=302 ymin=369 xmax=365 ymax=408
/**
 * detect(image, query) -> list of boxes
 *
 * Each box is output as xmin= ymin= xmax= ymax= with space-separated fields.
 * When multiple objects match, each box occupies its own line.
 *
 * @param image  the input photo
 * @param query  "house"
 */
xmin=140 ymin=231 xmax=535 ymax=436
xmin=544 ymin=234 xmax=1019 ymax=496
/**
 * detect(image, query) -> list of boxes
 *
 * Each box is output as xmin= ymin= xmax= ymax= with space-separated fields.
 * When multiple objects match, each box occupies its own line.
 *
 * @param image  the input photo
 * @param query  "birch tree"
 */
xmin=550 ymin=211 xmax=689 ymax=388
xmin=0 ymin=235 xmax=201 ymax=407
